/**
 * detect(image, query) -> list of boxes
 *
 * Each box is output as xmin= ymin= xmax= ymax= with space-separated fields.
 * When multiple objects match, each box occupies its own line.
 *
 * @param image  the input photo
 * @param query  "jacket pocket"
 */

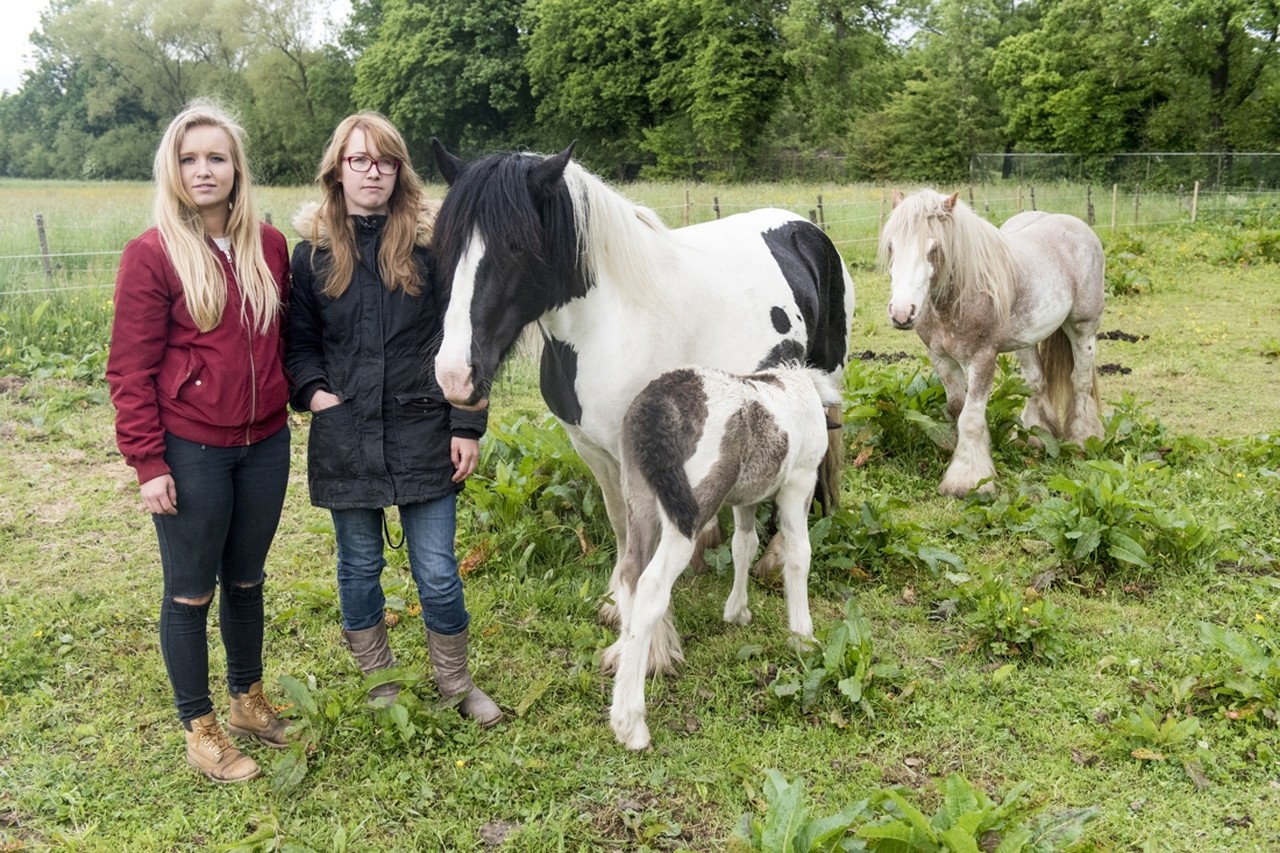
xmin=307 ymin=402 xmax=364 ymax=481
xmin=391 ymin=392 xmax=453 ymax=474
xmin=163 ymin=349 xmax=205 ymax=400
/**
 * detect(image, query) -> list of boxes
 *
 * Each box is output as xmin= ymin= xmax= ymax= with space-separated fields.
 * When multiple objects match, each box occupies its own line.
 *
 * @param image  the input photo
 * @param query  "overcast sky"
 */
xmin=0 ymin=0 xmax=353 ymax=96
xmin=0 ymin=2 xmax=47 ymax=95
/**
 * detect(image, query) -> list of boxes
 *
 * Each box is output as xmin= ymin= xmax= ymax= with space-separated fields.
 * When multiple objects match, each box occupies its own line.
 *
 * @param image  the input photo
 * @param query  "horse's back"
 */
xmin=1001 ymin=210 xmax=1105 ymax=315
xmin=674 ymin=209 xmax=854 ymax=375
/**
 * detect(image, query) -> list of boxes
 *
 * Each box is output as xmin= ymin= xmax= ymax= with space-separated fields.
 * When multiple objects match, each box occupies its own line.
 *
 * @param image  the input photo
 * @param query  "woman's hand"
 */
xmin=140 ymin=474 xmax=178 ymax=515
xmin=451 ymin=437 xmax=480 ymax=483
xmin=310 ymin=389 xmax=342 ymax=412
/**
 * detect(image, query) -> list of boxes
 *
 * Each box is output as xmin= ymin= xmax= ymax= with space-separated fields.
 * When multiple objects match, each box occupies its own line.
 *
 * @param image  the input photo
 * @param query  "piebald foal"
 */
xmin=604 ymin=365 xmax=840 ymax=750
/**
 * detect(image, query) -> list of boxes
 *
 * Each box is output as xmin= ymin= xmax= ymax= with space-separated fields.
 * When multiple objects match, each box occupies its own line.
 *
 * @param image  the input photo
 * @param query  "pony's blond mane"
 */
xmin=560 ymin=161 xmax=669 ymax=300
xmin=879 ymin=190 xmax=1017 ymax=326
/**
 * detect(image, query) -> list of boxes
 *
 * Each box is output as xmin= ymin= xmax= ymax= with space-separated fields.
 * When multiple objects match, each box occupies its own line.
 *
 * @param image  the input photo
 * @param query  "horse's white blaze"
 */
xmin=435 ymin=230 xmax=485 ymax=404
xmin=887 ymin=235 xmax=934 ymax=328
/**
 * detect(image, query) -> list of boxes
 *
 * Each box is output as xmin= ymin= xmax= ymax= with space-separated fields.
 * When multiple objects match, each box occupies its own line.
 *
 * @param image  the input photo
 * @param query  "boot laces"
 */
xmin=195 ymin=719 xmax=233 ymax=755
xmin=242 ymin=689 xmax=276 ymax=723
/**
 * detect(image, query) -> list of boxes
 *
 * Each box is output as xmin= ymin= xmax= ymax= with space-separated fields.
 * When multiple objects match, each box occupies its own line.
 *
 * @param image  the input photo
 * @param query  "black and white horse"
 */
xmin=429 ymin=141 xmax=854 ymax=670
xmin=604 ymin=365 xmax=838 ymax=750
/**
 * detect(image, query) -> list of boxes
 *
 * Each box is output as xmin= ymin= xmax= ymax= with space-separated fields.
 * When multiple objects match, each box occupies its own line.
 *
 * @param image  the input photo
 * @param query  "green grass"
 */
xmin=1 ymin=182 xmax=1280 ymax=851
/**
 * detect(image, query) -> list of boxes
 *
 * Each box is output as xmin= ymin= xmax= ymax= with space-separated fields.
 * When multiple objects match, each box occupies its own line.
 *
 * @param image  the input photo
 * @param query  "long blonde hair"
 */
xmin=152 ymin=98 xmax=280 ymax=334
xmin=303 ymin=112 xmax=425 ymax=298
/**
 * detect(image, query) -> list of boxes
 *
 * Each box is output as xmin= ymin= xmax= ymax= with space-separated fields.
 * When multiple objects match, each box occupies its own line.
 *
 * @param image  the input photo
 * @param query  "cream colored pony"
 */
xmin=878 ymin=189 xmax=1105 ymax=496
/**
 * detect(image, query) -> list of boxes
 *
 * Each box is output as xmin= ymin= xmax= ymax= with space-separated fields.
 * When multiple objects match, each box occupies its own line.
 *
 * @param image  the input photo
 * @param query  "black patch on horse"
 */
xmin=539 ymin=332 xmax=583 ymax=425
xmin=757 ymin=339 xmax=806 ymax=370
xmin=770 ymin=306 xmax=792 ymax=334
xmin=761 ymin=221 xmax=850 ymax=373
xmin=624 ymin=369 xmax=708 ymax=539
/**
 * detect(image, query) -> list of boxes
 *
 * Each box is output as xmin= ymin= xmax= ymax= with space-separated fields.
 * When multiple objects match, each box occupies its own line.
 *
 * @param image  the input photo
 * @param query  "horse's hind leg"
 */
xmin=1013 ymin=345 xmax=1061 ymax=441
xmin=1062 ymin=325 xmax=1104 ymax=442
xmin=723 ymin=504 xmax=758 ymax=626
xmin=610 ymin=535 xmax=695 ymax=750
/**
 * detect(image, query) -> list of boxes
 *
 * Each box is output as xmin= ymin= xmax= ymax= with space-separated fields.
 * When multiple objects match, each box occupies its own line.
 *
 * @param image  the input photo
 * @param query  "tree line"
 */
xmin=1 ymin=0 xmax=1277 ymax=186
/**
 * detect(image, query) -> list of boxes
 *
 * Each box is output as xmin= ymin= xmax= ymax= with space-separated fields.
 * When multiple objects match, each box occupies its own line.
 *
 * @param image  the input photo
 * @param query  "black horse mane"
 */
xmin=431 ymin=150 xmax=590 ymax=311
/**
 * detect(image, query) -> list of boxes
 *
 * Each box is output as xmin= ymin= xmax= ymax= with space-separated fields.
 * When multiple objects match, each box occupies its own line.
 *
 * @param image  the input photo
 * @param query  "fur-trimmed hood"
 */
xmin=290 ymin=197 xmax=441 ymax=249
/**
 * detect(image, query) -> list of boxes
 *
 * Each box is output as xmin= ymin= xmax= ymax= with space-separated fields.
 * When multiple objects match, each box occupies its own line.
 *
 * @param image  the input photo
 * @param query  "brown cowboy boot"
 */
xmin=426 ymin=627 xmax=502 ymax=727
xmin=185 ymin=712 xmax=261 ymax=783
xmin=342 ymin=620 xmax=401 ymax=703
xmin=227 ymin=681 xmax=290 ymax=748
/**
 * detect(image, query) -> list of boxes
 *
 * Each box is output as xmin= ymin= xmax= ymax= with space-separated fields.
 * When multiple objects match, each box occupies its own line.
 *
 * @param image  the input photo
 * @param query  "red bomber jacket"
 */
xmin=106 ymin=225 xmax=291 ymax=485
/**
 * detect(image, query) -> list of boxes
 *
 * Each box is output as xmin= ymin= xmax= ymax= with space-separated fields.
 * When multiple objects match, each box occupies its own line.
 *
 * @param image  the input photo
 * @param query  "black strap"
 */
xmin=381 ymin=508 xmax=405 ymax=550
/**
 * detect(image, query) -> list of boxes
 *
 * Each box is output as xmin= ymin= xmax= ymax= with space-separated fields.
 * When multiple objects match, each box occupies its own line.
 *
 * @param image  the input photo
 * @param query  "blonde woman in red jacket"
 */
xmin=107 ymin=99 xmax=293 ymax=783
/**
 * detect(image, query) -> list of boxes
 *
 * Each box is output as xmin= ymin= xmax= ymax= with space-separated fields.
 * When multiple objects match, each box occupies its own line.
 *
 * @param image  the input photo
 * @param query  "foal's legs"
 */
xmin=610 ymin=534 xmax=697 ymax=750
xmin=775 ymin=478 xmax=816 ymax=643
xmin=723 ymin=503 xmax=757 ymax=627
xmin=939 ymin=351 xmax=998 ymax=496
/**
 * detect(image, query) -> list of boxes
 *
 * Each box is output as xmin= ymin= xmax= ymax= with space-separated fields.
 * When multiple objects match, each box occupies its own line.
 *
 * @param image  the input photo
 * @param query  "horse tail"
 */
xmin=1039 ymin=328 xmax=1077 ymax=433
xmin=816 ymin=403 xmax=845 ymax=516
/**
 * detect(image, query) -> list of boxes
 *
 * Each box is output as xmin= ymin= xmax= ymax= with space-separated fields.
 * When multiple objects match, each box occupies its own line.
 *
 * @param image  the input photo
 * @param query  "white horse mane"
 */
xmin=560 ymin=161 xmax=670 ymax=299
xmin=880 ymin=190 xmax=1017 ymax=326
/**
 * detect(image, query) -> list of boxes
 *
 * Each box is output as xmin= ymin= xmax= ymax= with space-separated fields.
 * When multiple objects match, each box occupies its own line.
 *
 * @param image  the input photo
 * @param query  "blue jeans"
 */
xmin=331 ymin=493 xmax=469 ymax=637
xmin=153 ymin=427 xmax=290 ymax=723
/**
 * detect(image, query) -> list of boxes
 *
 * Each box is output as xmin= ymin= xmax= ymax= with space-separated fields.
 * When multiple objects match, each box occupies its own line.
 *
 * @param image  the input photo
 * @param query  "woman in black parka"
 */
xmin=286 ymin=112 xmax=500 ymax=725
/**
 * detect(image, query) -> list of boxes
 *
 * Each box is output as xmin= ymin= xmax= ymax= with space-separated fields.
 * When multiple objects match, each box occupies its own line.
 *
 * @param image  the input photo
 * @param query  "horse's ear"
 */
xmin=432 ymin=137 xmax=464 ymax=186
xmin=530 ymin=141 xmax=576 ymax=195
xmin=891 ymin=190 xmax=905 ymax=208
xmin=943 ymin=192 xmax=960 ymax=213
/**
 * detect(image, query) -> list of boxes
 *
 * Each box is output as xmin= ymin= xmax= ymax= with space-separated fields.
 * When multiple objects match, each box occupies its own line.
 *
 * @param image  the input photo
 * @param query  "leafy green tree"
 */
xmin=990 ymin=0 xmax=1163 ymax=156
xmin=1143 ymin=0 xmax=1280 ymax=152
xmin=774 ymin=0 xmax=903 ymax=151
xmin=524 ymin=0 xmax=666 ymax=174
xmin=353 ymin=0 xmax=536 ymax=167
xmin=858 ymin=0 xmax=1019 ymax=181
xmin=241 ymin=0 xmax=356 ymax=183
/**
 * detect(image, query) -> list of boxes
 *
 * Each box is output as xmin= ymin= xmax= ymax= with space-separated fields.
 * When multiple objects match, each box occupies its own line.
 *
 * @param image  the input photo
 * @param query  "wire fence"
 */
xmin=2 ymin=182 xmax=1278 ymax=298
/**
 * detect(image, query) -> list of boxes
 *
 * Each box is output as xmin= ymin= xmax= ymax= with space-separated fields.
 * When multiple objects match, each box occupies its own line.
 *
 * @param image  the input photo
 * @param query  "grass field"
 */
xmin=1 ymin=181 xmax=1279 ymax=851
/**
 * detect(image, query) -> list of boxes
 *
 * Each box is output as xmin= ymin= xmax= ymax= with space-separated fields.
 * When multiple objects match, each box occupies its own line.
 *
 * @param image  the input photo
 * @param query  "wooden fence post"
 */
xmin=1017 ymin=186 xmax=1024 ymax=213
xmin=1029 ymin=185 xmax=1037 ymax=211
xmin=1191 ymin=181 xmax=1199 ymax=223
xmin=713 ymin=196 xmax=721 ymax=219
xmin=684 ymin=188 xmax=690 ymax=227
xmin=35 ymin=213 xmax=54 ymax=285
xmin=1110 ymin=184 xmax=1118 ymax=231
xmin=1086 ymin=185 xmax=1095 ymax=226
xmin=816 ymin=194 xmax=825 ymax=230
xmin=1134 ymin=184 xmax=1141 ymax=225
xmin=879 ymin=189 xmax=886 ymax=230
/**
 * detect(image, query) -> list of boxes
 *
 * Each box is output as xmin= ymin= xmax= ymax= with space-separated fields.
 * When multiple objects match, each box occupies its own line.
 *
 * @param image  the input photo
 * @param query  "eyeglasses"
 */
xmin=343 ymin=155 xmax=401 ymax=176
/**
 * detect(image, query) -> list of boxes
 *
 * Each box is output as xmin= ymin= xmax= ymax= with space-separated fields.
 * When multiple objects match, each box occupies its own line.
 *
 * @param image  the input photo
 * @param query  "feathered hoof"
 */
xmin=937 ymin=474 xmax=996 ymax=498
xmin=598 ymin=599 xmax=621 ymax=628
xmin=611 ymin=710 xmax=651 ymax=751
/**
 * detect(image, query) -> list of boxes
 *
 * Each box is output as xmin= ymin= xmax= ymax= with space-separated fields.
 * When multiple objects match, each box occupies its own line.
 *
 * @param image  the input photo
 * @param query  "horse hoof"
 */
xmin=723 ymin=607 xmax=752 ymax=626
xmin=611 ymin=716 xmax=651 ymax=751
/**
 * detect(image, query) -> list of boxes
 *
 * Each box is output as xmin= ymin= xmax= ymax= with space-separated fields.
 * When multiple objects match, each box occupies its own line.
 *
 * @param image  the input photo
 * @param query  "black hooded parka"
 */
xmin=285 ymin=209 xmax=486 ymax=510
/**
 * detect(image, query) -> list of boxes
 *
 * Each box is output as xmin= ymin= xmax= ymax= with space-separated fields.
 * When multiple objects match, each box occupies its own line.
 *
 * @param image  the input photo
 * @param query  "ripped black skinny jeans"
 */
xmin=153 ymin=428 xmax=290 ymax=723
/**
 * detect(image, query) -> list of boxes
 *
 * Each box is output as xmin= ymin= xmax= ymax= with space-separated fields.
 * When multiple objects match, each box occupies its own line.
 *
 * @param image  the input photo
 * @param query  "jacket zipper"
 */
xmin=226 ymin=246 xmax=257 ymax=445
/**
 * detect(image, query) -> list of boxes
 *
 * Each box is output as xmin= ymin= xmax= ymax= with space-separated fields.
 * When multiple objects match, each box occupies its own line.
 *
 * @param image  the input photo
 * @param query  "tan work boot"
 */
xmin=343 ymin=621 xmax=400 ymax=703
xmin=227 ymin=681 xmax=290 ymax=748
xmin=426 ymin=627 xmax=502 ymax=727
xmin=185 ymin=712 xmax=261 ymax=783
